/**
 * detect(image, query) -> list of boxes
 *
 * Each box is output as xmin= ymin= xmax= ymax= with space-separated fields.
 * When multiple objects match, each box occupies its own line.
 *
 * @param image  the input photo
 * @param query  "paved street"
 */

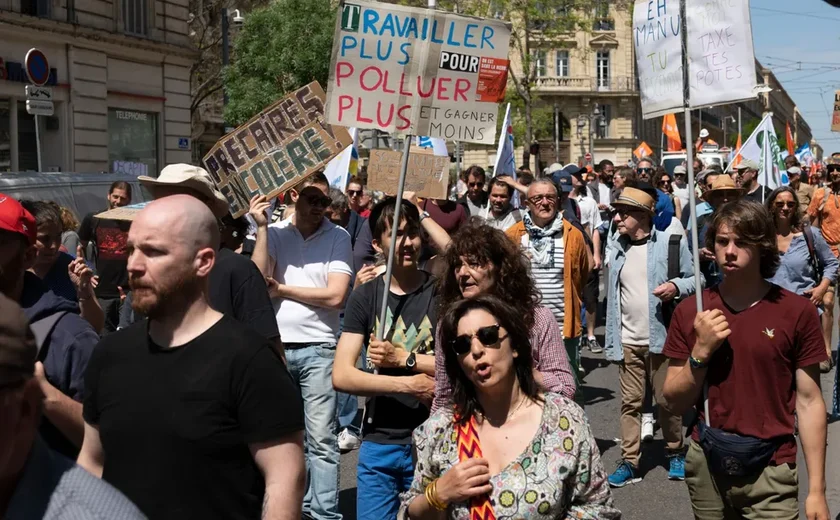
xmin=337 ymin=334 xmax=840 ymax=519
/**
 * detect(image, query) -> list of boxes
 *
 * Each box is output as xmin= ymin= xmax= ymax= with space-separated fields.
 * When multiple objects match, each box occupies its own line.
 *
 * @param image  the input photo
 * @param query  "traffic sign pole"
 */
xmin=24 ymin=48 xmax=50 ymax=172
xmin=34 ymin=115 xmax=42 ymax=172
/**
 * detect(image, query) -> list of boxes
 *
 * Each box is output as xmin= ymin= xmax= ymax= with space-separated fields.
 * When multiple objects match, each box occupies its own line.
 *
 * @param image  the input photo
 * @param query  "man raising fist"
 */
xmin=663 ymin=200 xmax=829 ymax=520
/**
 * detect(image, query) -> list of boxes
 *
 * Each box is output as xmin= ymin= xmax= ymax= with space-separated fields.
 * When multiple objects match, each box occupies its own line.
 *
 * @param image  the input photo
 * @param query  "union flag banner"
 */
xmin=634 ymin=141 xmax=653 ymax=160
xmin=662 ymin=113 xmax=681 ymax=151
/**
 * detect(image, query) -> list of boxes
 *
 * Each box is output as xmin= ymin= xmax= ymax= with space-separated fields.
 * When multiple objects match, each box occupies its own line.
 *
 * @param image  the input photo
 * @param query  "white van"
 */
xmin=0 ymin=172 xmax=151 ymax=221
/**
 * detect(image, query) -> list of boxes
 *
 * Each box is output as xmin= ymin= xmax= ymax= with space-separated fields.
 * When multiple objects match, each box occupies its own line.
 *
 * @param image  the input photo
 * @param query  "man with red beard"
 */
xmin=77 ymin=195 xmax=305 ymax=520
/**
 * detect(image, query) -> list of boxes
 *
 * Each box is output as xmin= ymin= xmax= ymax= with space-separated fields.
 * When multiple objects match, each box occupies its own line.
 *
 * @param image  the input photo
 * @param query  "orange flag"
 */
xmin=785 ymin=122 xmax=795 ymax=156
xmin=633 ymin=141 xmax=653 ymax=160
xmin=662 ymin=113 xmax=682 ymax=151
xmin=732 ymin=133 xmax=742 ymax=168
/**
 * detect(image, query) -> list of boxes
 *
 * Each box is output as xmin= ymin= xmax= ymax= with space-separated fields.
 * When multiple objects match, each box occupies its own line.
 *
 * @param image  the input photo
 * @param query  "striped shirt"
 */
xmin=431 ymin=305 xmax=577 ymax=412
xmin=521 ymin=233 xmax=566 ymax=325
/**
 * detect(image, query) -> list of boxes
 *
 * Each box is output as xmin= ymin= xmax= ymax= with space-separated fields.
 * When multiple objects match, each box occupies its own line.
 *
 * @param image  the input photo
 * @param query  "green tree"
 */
xmin=224 ymin=0 xmax=336 ymax=126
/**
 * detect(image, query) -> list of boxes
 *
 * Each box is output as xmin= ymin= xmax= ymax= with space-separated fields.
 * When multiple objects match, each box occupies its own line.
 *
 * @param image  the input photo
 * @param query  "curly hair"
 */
xmin=704 ymin=200 xmax=779 ymax=279
xmin=765 ymin=186 xmax=803 ymax=232
xmin=439 ymin=295 xmax=542 ymax=425
xmin=438 ymin=222 xmax=540 ymax=331
xmin=652 ymin=170 xmax=674 ymax=195
xmin=58 ymin=206 xmax=80 ymax=232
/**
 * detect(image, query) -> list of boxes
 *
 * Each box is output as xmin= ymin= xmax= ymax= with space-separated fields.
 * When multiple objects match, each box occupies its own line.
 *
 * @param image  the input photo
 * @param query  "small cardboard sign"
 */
xmin=202 ymin=82 xmax=353 ymax=218
xmin=833 ymin=90 xmax=840 ymax=133
xmin=367 ymin=147 xmax=450 ymax=199
xmin=95 ymin=202 xmax=148 ymax=221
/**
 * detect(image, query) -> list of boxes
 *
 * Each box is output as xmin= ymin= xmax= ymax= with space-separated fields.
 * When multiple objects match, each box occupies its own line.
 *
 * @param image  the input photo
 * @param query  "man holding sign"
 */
xmin=250 ymin=172 xmax=352 ymax=520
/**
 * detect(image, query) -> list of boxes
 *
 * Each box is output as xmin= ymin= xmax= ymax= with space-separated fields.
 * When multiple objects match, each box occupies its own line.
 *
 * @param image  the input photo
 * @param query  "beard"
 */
xmin=130 ymin=271 xmax=201 ymax=319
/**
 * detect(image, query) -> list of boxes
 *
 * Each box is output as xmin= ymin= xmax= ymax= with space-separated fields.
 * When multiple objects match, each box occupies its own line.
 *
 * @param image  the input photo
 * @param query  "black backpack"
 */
xmin=662 ymin=235 xmax=683 ymax=327
xmin=802 ymin=226 xmax=823 ymax=281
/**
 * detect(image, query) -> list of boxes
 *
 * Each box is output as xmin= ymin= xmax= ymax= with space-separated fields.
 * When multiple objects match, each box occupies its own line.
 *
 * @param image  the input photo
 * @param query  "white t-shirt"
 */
xmin=267 ymin=217 xmax=353 ymax=343
xmin=673 ymin=184 xmax=690 ymax=211
xmin=575 ymin=194 xmax=602 ymax=236
xmin=620 ymin=242 xmax=650 ymax=345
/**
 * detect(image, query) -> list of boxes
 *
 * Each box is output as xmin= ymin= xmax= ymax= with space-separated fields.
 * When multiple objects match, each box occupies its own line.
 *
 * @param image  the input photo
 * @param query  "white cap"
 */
xmin=139 ymin=164 xmax=230 ymax=218
xmin=699 ymin=129 xmax=710 ymax=138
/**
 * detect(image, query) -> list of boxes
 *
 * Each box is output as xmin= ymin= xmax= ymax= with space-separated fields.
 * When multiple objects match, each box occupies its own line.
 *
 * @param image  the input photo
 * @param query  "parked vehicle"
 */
xmin=661 ymin=145 xmax=731 ymax=175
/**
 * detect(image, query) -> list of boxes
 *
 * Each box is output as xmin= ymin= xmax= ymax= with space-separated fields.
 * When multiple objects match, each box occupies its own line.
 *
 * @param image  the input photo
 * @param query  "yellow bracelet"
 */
xmin=425 ymin=479 xmax=447 ymax=511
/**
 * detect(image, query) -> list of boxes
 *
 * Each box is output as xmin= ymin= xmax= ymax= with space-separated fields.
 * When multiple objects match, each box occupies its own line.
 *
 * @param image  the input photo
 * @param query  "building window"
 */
xmin=21 ymin=0 xmax=50 ymax=18
xmin=596 ymin=104 xmax=612 ymax=138
xmin=555 ymin=51 xmax=569 ymax=77
xmin=596 ymin=50 xmax=610 ymax=90
xmin=109 ymin=109 xmax=158 ymax=176
xmin=533 ymin=50 xmax=547 ymax=78
xmin=593 ymin=1 xmax=614 ymax=31
xmin=122 ymin=0 xmax=148 ymax=36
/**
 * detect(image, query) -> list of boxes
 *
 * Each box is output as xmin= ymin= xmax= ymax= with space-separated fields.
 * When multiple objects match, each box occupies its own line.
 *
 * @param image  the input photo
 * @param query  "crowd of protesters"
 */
xmin=0 ymin=146 xmax=837 ymax=520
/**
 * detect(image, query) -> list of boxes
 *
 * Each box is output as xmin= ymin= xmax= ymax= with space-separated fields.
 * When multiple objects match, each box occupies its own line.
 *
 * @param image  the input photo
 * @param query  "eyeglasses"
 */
xmin=450 ymin=324 xmax=507 ymax=355
xmin=774 ymin=201 xmax=796 ymax=209
xmin=347 ymin=189 xmax=362 ymax=197
xmin=302 ymin=194 xmax=332 ymax=208
xmin=528 ymin=194 xmax=557 ymax=204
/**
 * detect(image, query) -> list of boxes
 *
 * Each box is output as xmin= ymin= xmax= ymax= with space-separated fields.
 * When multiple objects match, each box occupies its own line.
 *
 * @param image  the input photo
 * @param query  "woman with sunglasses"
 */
xmin=652 ymin=170 xmax=682 ymax=221
xmin=431 ymin=223 xmax=578 ymax=413
xmin=400 ymin=295 xmax=619 ymax=519
xmin=767 ymin=187 xmax=838 ymax=373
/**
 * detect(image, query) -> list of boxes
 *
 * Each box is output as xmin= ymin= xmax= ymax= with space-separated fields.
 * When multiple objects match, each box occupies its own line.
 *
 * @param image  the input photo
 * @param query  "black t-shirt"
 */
xmin=342 ymin=272 xmax=438 ymax=444
xmin=208 ymin=248 xmax=280 ymax=340
xmin=743 ymin=185 xmax=773 ymax=204
xmin=83 ymin=316 xmax=303 ymax=520
xmin=78 ymin=213 xmax=130 ymax=299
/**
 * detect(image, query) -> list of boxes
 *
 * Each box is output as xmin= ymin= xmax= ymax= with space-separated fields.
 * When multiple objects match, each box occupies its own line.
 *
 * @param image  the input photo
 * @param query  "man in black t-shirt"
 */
xmin=138 ymin=164 xmax=280 ymax=345
xmin=78 ymin=181 xmax=132 ymax=333
xmin=333 ymin=198 xmax=437 ymax=518
xmin=77 ymin=196 xmax=304 ymax=520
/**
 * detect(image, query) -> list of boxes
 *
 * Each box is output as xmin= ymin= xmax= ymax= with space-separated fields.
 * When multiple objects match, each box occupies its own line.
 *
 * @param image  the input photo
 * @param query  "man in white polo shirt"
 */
xmin=251 ymin=172 xmax=352 ymax=520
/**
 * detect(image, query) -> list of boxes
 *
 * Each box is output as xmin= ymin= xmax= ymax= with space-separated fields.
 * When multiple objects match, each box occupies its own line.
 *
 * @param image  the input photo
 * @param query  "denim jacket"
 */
xmin=605 ymin=229 xmax=699 ymax=361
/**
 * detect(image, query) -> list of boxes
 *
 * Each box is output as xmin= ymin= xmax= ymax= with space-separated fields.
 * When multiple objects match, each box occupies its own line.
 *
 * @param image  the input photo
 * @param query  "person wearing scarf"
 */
xmin=506 ymin=177 xmax=592 ymax=404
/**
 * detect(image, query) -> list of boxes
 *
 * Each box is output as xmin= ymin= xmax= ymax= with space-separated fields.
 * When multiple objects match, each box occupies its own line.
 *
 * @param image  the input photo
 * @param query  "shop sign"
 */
xmin=0 ymin=57 xmax=58 ymax=86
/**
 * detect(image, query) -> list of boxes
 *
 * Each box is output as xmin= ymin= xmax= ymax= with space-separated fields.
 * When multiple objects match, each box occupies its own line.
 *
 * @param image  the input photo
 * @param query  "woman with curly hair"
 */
xmin=401 ymin=296 xmax=619 ymax=519
xmin=430 ymin=222 xmax=578 ymax=413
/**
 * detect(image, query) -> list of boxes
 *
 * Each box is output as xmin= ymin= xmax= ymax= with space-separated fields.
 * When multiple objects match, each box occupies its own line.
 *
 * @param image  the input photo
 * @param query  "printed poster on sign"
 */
xmin=202 ymin=82 xmax=353 ymax=218
xmin=325 ymin=0 xmax=512 ymax=145
xmin=833 ymin=91 xmax=840 ymax=133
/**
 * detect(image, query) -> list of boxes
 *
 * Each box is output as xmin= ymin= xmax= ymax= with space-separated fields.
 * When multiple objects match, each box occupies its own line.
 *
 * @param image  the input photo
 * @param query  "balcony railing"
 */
xmin=534 ymin=76 xmax=636 ymax=93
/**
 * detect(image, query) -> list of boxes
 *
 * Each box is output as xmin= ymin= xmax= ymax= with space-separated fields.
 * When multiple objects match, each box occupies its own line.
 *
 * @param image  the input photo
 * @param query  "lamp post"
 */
xmin=722 ymin=115 xmax=735 ymax=148
xmin=588 ymin=105 xmax=601 ymax=166
xmin=221 ymin=8 xmax=244 ymax=133
xmin=577 ymin=114 xmax=586 ymax=165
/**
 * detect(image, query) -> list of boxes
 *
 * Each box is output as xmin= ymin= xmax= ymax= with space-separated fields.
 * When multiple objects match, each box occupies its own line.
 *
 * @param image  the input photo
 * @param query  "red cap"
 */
xmin=0 ymin=194 xmax=36 ymax=245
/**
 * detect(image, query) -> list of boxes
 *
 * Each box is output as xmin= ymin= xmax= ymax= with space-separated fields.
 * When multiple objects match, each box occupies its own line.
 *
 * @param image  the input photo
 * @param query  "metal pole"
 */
xmin=738 ymin=106 xmax=742 ymax=142
xmin=554 ymin=103 xmax=560 ymax=163
xmin=455 ymin=141 xmax=461 ymax=178
xmin=222 ymin=8 xmax=230 ymax=109
xmin=589 ymin=112 xmax=595 ymax=166
xmin=34 ymin=115 xmax=42 ymax=172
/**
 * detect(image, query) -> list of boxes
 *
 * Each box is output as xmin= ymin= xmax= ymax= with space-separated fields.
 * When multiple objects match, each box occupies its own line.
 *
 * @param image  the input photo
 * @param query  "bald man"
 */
xmin=77 ymin=196 xmax=305 ymax=520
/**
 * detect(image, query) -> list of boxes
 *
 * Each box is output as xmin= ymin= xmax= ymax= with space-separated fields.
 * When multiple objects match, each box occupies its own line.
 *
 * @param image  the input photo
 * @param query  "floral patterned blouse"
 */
xmin=399 ymin=392 xmax=621 ymax=519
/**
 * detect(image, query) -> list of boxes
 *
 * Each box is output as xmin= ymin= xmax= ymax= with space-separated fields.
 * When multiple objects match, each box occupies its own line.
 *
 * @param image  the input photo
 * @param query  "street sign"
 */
xmin=25 ymin=85 xmax=52 ymax=101
xmin=24 ymin=49 xmax=50 ymax=87
xmin=585 ymin=152 xmax=592 ymax=162
xmin=26 ymin=99 xmax=54 ymax=116
xmin=178 ymin=137 xmax=190 ymax=150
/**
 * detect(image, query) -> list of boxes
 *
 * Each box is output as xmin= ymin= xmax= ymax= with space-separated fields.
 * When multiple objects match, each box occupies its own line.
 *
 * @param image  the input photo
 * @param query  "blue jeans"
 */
xmin=357 ymin=442 xmax=414 ymax=519
xmin=285 ymin=343 xmax=341 ymax=520
xmin=337 ymin=392 xmax=360 ymax=433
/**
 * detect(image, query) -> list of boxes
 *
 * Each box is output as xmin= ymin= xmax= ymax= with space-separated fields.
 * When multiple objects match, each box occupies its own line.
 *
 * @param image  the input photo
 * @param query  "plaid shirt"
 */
xmin=431 ymin=305 xmax=577 ymax=413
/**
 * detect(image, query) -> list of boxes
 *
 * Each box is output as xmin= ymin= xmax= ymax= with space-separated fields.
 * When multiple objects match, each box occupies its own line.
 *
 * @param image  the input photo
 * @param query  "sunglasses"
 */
xmin=347 ymin=189 xmax=362 ymax=197
xmin=828 ymin=166 xmax=840 ymax=173
xmin=658 ymin=179 xmax=672 ymax=185
xmin=303 ymin=194 xmax=332 ymax=208
xmin=468 ymin=182 xmax=483 ymax=188
xmin=450 ymin=324 xmax=506 ymax=355
xmin=774 ymin=201 xmax=796 ymax=209
xmin=638 ymin=168 xmax=654 ymax=174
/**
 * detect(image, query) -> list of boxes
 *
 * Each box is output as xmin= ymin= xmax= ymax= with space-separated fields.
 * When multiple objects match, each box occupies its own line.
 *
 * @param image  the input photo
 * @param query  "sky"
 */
xmin=750 ymin=1 xmax=840 ymax=153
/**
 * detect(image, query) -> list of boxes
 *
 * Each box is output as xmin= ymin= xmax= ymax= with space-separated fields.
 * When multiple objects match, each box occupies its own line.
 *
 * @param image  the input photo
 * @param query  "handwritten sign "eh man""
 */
xmin=202 ymin=82 xmax=352 ymax=218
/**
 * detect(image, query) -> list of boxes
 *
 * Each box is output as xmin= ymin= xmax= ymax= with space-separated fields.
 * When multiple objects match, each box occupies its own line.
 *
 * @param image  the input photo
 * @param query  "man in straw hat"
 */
xmin=604 ymin=188 xmax=698 ymax=488
xmin=0 ymin=293 xmax=144 ymax=519
xmin=137 ymin=164 xmax=280 ymax=345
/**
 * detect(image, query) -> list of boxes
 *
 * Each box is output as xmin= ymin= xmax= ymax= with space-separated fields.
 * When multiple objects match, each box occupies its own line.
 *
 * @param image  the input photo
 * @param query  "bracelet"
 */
xmin=425 ymin=479 xmax=447 ymax=511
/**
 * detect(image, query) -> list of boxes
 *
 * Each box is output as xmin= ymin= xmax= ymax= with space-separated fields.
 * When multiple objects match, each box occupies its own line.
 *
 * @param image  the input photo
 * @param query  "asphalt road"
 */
xmin=336 ymin=334 xmax=840 ymax=520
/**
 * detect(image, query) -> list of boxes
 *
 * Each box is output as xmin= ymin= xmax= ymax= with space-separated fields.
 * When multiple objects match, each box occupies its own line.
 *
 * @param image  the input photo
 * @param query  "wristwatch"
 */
xmin=689 ymin=356 xmax=708 ymax=369
xmin=419 ymin=211 xmax=430 ymax=223
xmin=405 ymin=352 xmax=417 ymax=370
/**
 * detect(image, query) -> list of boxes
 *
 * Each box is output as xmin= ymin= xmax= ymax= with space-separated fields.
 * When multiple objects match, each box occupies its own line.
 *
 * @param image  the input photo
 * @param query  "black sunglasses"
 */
xmin=450 ymin=324 xmax=505 ymax=355
xmin=828 ymin=166 xmax=840 ymax=173
xmin=638 ymin=167 xmax=654 ymax=174
xmin=347 ymin=189 xmax=362 ymax=197
xmin=303 ymin=194 xmax=331 ymax=208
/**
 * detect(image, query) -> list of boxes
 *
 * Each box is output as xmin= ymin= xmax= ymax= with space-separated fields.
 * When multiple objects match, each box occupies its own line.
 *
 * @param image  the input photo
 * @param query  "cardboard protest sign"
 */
xmin=95 ymin=202 xmax=148 ymax=221
xmin=833 ymin=91 xmax=840 ymax=133
xmin=325 ymin=0 xmax=512 ymax=145
xmin=367 ymin=147 xmax=449 ymax=199
xmin=686 ymin=0 xmax=756 ymax=110
xmin=633 ymin=0 xmax=757 ymax=119
xmin=202 ymin=82 xmax=353 ymax=218
xmin=633 ymin=0 xmax=683 ymax=119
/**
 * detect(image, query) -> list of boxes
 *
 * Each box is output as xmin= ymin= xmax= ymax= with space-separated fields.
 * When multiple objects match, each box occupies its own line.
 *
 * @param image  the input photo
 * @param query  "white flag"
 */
xmin=727 ymin=113 xmax=786 ymax=190
xmin=324 ymin=128 xmax=359 ymax=189
xmin=493 ymin=103 xmax=516 ymax=177
xmin=415 ymin=136 xmax=450 ymax=157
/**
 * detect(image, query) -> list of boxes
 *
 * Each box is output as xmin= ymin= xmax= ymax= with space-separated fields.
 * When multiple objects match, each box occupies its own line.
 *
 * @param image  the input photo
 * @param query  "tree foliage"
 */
xmin=224 ymin=0 xmax=337 ymax=126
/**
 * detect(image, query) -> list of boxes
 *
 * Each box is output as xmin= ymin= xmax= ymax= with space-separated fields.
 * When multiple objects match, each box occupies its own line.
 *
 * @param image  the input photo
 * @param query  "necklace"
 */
xmin=477 ymin=390 xmax=528 ymax=425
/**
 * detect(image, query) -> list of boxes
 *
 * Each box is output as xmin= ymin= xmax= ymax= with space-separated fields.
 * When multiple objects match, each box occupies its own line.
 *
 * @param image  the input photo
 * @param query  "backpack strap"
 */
xmin=30 ymin=311 xmax=69 ymax=360
xmin=802 ymin=226 xmax=822 ymax=280
xmin=667 ymin=234 xmax=682 ymax=280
